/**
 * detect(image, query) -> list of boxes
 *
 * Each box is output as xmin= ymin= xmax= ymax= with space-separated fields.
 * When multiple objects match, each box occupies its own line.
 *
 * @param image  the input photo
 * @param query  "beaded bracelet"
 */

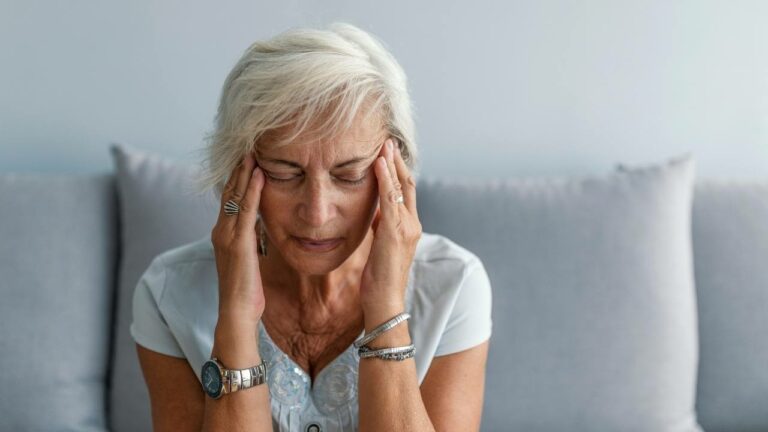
xmin=358 ymin=343 xmax=416 ymax=361
xmin=353 ymin=312 xmax=411 ymax=348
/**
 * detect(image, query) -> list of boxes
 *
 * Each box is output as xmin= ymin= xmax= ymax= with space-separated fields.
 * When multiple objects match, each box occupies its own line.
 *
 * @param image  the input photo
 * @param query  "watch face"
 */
xmin=201 ymin=360 xmax=223 ymax=399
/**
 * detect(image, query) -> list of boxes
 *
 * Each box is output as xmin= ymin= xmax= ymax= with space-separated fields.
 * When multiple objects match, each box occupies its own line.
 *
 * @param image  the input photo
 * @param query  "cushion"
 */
xmin=690 ymin=181 xmax=768 ymax=432
xmin=418 ymin=154 xmax=702 ymax=431
xmin=108 ymin=144 xmax=219 ymax=432
xmin=0 ymin=174 xmax=116 ymax=431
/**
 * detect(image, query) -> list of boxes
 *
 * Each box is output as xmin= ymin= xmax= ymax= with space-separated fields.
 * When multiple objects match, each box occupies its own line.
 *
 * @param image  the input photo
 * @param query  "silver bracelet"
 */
xmin=363 ymin=349 xmax=415 ymax=361
xmin=353 ymin=312 xmax=411 ymax=348
xmin=358 ymin=343 xmax=416 ymax=360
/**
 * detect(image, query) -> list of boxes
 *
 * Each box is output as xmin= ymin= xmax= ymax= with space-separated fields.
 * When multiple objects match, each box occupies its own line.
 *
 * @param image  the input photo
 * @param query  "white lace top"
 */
xmin=130 ymin=232 xmax=492 ymax=432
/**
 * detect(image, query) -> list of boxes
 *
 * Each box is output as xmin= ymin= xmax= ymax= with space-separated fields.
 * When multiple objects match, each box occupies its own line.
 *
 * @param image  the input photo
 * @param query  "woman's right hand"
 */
xmin=210 ymin=152 xmax=266 ymax=327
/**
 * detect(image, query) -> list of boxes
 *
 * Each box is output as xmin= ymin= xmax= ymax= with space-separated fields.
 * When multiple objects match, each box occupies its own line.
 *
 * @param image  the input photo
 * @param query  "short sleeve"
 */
xmin=434 ymin=257 xmax=493 ymax=356
xmin=129 ymin=256 xmax=186 ymax=358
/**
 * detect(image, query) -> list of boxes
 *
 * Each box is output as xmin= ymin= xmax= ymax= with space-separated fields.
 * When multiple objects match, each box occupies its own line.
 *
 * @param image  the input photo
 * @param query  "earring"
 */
xmin=258 ymin=217 xmax=268 ymax=256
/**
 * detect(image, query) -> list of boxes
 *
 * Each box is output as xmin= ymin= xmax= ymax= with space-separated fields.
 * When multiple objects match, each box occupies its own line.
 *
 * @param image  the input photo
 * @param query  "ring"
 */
xmin=223 ymin=199 xmax=240 ymax=216
xmin=395 ymin=195 xmax=404 ymax=204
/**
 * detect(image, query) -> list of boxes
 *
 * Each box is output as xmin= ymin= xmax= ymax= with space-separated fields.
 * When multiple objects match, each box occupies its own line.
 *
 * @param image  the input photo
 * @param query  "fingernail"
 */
xmin=387 ymin=139 xmax=393 ymax=152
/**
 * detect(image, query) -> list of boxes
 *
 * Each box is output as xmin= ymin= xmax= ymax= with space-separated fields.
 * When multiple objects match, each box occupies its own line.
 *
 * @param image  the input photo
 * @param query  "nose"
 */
xmin=297 ymin=177 xmax=336 ymax=228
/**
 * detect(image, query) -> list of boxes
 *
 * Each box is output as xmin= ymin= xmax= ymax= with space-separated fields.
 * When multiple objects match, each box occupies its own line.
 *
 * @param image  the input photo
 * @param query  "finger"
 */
xmin=371 ymin=206 xmax=381 ymax=233
xmin=374 ymin=154 xmax=400 ymax=225
xmin=392 ymin=143 xmax=417 ymax=216
xmin=219 ymin=153 xmax=255 ymax=231
xmin=385 ymin=139 xmax=402 ymax=195
xmin=235 ymin=165 xmax=265 ymax=235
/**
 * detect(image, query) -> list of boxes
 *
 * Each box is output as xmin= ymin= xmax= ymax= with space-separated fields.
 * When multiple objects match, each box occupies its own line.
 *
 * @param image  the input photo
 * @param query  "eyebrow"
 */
xmin=258 ymin=144 xmax=383 ymax=170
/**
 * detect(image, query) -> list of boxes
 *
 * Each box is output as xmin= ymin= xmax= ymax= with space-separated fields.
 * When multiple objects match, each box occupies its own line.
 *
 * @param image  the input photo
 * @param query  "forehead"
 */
xmin=258 ymin=111 xmax=387 ymax=157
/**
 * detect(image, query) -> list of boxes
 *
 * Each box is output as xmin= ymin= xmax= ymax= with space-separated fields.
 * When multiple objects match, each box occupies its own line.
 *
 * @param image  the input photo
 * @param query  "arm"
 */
xmin=358 ymin=306 xmax=490 ymax=432
xmin=358 ymin=305 xmax=435 ymax=432
xmin=135 ymin=319 xmax=274 ymax=432
xmin=359 ymin=140 xmax=490 ymax=430
xmin=201 ymin=319 xmax=274 ymax=432
xmin=420 ymin=340 xmax=490 ymax=431
xmin=136 ymin=344 xmax=205 ymax=432
xmin=203 ymin=148 xmax=273 ymax=430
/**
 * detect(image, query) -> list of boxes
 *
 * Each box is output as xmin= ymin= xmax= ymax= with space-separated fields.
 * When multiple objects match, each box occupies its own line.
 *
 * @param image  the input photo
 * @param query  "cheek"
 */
xmin=256 ymin=189 xmax=285 ymax=220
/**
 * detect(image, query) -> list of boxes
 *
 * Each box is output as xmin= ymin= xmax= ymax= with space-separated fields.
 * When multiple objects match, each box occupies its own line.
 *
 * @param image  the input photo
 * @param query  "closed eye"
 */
xmin=263 ymin=171 xmax=368 ymax=186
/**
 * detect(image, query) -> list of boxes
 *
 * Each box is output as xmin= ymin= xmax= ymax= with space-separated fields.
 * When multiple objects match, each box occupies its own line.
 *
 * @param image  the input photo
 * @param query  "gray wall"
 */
xmin=2 ymin=0 xmax=766 ymax=179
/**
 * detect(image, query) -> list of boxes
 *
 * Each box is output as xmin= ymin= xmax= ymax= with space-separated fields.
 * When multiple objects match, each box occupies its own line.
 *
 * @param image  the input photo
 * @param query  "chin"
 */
xmin=282 ymin=241 xmax=350 ymax=274
xmin=289 ymin=256 xmax=346 ymax=276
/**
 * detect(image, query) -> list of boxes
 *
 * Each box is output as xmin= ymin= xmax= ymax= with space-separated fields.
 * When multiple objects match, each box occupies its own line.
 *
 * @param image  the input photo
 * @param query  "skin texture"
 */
xmin=136 ymin=110 xmax=490 ymax=431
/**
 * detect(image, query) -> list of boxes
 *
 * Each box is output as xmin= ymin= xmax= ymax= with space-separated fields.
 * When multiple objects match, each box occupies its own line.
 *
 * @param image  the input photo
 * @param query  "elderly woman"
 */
xmin=132 ymin=22 xmax=492 ymax=432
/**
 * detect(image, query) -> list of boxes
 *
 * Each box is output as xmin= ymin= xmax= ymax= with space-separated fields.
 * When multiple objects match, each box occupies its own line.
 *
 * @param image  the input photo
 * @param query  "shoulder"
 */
xmin=153 ymin=235 xmax=215 ymax=269
xmin=412 ymin=232 xmax=485 ymax=283
xmin=132 ymin=236 xmax=220 ymax=372
xmin=407 ymin=233 xmax=492 ymax=376
xmin=142 ymin=236 xmax=218 ymax=315
xmin=148 ymin=235 xmax=216 ymax=286
xmin=406 ymin=232 xmax=488 ymax=313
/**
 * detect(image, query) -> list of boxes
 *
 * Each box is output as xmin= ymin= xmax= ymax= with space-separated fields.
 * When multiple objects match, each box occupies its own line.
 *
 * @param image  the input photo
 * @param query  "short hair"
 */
xmin=194 ymin=22 xmax=419 ymax=200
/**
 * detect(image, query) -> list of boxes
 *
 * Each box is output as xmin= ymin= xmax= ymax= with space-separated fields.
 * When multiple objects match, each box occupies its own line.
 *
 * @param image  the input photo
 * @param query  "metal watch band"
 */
xmin=222 ymin=359 xmax=268 ymax=395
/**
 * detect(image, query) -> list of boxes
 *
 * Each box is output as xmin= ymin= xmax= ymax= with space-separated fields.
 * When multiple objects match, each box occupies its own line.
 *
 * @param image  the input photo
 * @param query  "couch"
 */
xmin=1 ymin=143 xmax=766 ymax=432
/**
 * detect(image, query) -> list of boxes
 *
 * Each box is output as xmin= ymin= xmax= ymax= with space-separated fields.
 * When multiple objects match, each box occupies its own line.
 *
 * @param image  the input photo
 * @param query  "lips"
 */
xmin=295 ymin=237 xmax=339 ymax=244
xmin=293 ymin=236 xmax=343 ymax=252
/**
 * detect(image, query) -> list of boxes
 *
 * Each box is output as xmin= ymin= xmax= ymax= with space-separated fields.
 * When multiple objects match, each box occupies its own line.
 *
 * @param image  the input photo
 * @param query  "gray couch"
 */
xmin=1 ymin=144 xmax=766 ymax=432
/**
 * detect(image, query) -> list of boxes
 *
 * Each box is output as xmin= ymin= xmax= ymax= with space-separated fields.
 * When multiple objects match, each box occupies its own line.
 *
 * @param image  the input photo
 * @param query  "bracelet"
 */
xmin=358 ymin=343 xmax=416 ymax=361
xmin=353 ymin=312 xmax=411 ymax=348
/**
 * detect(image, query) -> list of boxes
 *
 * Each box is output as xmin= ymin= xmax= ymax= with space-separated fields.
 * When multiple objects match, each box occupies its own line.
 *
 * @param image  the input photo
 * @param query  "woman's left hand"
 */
xmin=360 ymin=138 xmax=422 ymax=316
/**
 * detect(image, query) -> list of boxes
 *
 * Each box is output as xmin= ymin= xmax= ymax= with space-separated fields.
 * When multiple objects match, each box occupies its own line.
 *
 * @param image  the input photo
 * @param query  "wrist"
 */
xmin=361 ymin=314 xmax=412 ymax=348
xmin=212 ymin=320 xmax=261 ymax=369
xmin=214 ymin=317 xmax=259 ymax=341
xmin=217 ymin=305 xmax=261 ymax=327
xmin=217 ymin=303 xmax=262 ymax=326
xmin=363 ymin=303 xmax=408 ymax=335
xmin=362 ymin=301 xmax=405 ymax=324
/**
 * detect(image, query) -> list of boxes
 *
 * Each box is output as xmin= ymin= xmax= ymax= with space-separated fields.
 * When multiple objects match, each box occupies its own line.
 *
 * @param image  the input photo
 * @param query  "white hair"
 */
xmin=193 ymin=22 xmax=419 ymax=199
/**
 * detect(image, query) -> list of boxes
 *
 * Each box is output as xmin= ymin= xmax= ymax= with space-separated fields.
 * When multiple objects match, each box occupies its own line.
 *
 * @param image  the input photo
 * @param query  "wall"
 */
xmin=1 ymin=0 xmax=766 ymax=180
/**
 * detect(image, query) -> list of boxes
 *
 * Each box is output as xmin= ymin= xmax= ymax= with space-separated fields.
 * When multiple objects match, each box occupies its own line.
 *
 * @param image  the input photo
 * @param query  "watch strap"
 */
xmin=221 ymin=359 xmax=268 ymax=395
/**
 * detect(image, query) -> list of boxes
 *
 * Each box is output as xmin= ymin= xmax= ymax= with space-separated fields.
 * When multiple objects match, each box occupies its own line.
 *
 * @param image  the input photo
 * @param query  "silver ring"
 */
xmin=395 ymin=195 xmax=404 ymax=204
xmin=223 ymin=199 xmax=240 ymax=216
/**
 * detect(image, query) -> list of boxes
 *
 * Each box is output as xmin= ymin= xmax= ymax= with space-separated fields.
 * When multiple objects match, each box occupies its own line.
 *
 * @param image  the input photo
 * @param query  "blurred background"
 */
xmin=1 ymin=0 xmax=766 ymax=179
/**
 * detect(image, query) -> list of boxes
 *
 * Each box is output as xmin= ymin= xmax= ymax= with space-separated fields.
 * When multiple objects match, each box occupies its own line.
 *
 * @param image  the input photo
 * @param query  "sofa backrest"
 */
xmin=0 ymin=174 xmax=118 ymax=432
xmin=690 ymin=181 xmax=768 ymax=432
xmin=2 ymin=155 xmax=766 ymax=432
xmin=104 ymin=147 xmax=768 ymax=432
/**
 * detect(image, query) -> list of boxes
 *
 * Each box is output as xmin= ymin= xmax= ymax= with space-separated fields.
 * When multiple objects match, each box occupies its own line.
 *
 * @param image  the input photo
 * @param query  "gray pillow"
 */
xmin=109 ymin=143 xmax=219 ymax=432
xmin=0 ymin=174 xmax=116 ymax=432
xmin=417 ymin=154 xmax=702 ymax=432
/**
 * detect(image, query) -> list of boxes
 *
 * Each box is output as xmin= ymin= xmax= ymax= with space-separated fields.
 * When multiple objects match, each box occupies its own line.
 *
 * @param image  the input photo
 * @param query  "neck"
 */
xmin=258 ymin=226 xmax=374 ymax=317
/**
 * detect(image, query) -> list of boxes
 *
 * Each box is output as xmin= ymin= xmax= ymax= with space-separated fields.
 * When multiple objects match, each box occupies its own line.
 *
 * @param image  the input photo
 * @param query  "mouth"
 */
xmin=293 ymin=236 xmax=343 ymax=252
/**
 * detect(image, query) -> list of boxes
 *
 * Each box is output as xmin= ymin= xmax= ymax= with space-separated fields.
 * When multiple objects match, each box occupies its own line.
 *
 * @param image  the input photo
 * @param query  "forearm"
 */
xmin=202 ymin=319 xmax=273 ymax=432
xmin=358 ymin=304 xmax=436 ymax=432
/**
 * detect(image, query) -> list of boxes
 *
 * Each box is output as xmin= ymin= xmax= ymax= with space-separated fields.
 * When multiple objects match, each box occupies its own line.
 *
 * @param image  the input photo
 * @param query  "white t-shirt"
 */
xmin=130 ymin=232 xmax=493 ymax=432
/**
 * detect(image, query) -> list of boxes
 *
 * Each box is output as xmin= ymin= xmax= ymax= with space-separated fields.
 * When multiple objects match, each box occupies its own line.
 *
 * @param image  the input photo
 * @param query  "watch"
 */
xmin=201 ymin=357 xmax=268 ymax=399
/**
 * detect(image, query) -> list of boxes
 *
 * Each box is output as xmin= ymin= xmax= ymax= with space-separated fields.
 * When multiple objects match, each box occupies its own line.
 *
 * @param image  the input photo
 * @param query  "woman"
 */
xmin=132 ymin=22 xmax=492 ymax=432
